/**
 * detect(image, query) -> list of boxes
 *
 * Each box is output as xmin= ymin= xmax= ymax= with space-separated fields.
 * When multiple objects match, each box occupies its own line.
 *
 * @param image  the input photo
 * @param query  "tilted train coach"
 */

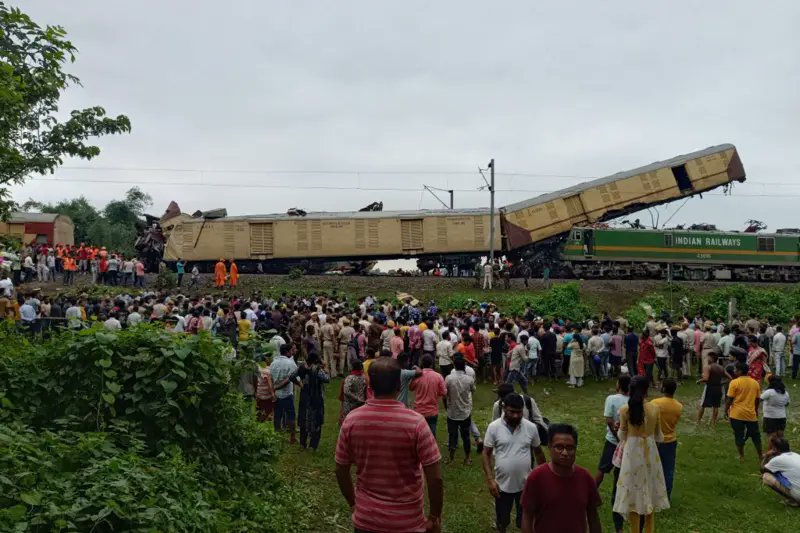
xmin=159 ymin=143 xmax=745 ymax=272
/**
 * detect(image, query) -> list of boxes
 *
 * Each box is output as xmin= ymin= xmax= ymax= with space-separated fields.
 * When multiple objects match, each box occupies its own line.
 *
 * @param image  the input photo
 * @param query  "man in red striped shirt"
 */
xmin=335 ymin=357 xmax=444 ymax=533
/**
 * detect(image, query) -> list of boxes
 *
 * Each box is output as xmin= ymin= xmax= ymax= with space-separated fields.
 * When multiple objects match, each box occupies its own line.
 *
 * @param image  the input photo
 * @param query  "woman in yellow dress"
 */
xmin=613 ymin=375 xmax=670 ymax=532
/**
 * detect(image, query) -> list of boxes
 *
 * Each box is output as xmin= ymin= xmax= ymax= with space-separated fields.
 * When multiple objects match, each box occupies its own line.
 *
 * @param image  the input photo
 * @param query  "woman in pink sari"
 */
xmin=747 ymin=335 xmax=768 ymax=384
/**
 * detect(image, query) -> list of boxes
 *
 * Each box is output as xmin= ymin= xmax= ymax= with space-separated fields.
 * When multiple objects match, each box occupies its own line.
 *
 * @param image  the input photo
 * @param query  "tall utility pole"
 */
xmin=488 ymin=158 xmax=495 ymax=264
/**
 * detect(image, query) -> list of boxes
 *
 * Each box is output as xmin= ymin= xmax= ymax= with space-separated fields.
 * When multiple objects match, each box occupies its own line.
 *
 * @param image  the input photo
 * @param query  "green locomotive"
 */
xmin=561 ymin=227 xmax=800 ymax=282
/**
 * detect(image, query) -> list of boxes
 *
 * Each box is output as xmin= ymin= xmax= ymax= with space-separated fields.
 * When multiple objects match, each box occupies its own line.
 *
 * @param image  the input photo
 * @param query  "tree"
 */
xmin=103 ymin=187 xmax=152 ymax=228
xmin=0 ymin=3 xmax=131 ymax=219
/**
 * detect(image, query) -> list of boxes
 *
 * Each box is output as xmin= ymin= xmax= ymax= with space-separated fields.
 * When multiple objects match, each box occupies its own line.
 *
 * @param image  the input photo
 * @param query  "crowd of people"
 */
xmin=2 ymin=281 xmax=800 ymax=532
xmin=0 ymin=242 xmax=147 ymax=287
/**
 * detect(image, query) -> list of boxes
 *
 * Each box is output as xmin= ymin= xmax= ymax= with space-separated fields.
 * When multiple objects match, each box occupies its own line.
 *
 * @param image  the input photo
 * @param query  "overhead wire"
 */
xmin=48 ymin=165 xmax=793 ymax=188
xmin=22 ymin=176 xmax=800 ymax=198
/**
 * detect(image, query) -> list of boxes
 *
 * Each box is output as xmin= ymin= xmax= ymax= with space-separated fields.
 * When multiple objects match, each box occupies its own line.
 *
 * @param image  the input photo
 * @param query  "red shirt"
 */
xmin=335 ymin=399 xmax=441 ymax=533
xmin=472 ymin=331 xmax=485 ymax=357
xmin=638 ymin=337 xmax=656 ymax=376
xmin=521 ymin=463 xmax=601 ymax=533
xmin=410 ymin=368 xmax=446 ymax=417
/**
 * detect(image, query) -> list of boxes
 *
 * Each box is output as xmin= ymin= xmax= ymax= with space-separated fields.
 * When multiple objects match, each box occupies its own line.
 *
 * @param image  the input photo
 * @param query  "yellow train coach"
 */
xmin=500 ymin=143 xmax=745 ymax=250
xmin=163 ymin=209 xmax=502 ymax=266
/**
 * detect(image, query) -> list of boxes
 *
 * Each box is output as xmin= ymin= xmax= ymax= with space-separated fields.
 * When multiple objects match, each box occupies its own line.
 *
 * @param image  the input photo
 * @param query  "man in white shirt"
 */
xmin=717 ymin=327 xmax=734 ymax=358
xmin=152 ymin=302 xmax=167 ymax=319
xmin=482 ymin=393 xmax=546 ymax=532
xmin=269 ymin=329 xmax=287 ymax=352
xmin=587 ymin=328 xmax=605 ymax=380
xmin=526 ymin=334 xmax=541 ymax=380
xmin=437 ymin=331 xmax=455 ymax=377
xmin=19 ymin=300 xmax=37 ymax=323
xmin=483 ymin=262 xmax=493 ymax=290
xmin=507 ymin=336 xmax=530 ymax=395
xmin=422 ymin=325 xmax=437 ymax=358
xmin=762 ymin=436 xmax=800 ymax=505
xmin=104 ymin=312 xmax=122 ymax=331
xmin=0 ymin=273 xmax=13 ymax=297
xmin=65 ymin=301 xmax=82 ymax=329
xmin=445 ymin=355 xmax=476 ymax=466
xmin=127 ymin=309 xmax=142 ymax=327
xmin=771 ymin=326 xmax=787 ymax=377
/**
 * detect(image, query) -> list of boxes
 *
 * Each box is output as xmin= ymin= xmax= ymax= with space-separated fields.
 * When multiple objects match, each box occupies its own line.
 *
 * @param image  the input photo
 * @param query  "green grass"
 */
xmin=277 ymin=376 xmax=800 ymax=533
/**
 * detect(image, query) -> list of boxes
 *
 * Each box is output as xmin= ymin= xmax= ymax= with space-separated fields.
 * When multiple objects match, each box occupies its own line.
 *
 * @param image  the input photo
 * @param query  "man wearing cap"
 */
xmin=482 ymin=392 xmax=546 ymax=533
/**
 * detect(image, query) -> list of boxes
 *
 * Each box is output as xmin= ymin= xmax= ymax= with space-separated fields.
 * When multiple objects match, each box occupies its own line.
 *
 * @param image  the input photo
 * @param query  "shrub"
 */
xmin=0 ymin=325 xmax=304 ymax=532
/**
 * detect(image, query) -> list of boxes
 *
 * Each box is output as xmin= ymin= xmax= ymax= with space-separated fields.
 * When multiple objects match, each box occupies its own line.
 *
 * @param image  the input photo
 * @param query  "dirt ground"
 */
xmin=22 ymin=273 xmax=796 ymax=315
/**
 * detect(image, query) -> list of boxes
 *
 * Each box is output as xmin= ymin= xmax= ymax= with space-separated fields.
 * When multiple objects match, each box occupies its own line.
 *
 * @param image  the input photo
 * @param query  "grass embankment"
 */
xmin=278 ymin=377 xmax=800 ymax=533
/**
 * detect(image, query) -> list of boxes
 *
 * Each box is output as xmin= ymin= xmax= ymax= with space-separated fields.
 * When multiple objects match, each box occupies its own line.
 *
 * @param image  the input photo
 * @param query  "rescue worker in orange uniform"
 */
xmin=229 ymin=259 xmax=239 ymax=288
xmin=214 ymin=258 xmax=227 ymax=289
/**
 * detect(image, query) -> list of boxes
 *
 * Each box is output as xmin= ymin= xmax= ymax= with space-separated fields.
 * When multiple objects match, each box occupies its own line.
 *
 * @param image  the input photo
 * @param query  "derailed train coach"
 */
xmin=162 ymin=208 xmax=502 ymax=273
xmin=500 ymin=143 xmax=745 ymax=252
xmin=158 ymin=143 xmax=745 ymax=272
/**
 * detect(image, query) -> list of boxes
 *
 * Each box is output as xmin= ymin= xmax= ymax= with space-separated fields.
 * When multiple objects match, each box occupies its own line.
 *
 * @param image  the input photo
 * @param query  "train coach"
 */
xmin=157 ymin=143 xmax=745 ymax=273
xmin=163 ymin=208 xmax=501 ymax=272
xmin=501 ymin=143 xmax=745 ymax=251
xmin=563 ymin=227 xmax=800 ymax=282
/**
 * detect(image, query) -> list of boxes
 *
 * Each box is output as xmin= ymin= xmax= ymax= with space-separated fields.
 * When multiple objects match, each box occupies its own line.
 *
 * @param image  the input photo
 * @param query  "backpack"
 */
xmin=348 ymin=331 xmax=361 ymax=361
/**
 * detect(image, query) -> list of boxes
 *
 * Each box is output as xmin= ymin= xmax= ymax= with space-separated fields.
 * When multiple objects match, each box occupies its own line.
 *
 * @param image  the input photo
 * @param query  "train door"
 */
xmin=583 ymin=229 xmax=594 ymax=257
xmin=671 ymin=164 xmax=694 ymax=193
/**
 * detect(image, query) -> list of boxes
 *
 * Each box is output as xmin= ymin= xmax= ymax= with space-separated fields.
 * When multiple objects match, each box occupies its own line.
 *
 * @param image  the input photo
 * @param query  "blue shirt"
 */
xmin=269 ymin=355 xmax=298 ymax=399
xmin=20 ymin=303 xmax=36 ymax=322
xmin=396 ymin=369 xmax=418 ymax=407
xmin=562 ymin=333 xmax=574 ymax=356
xmin=793 ymin=333 xmax=800 ymax=355
xmin=176 ymin=262 xmax=185 ymax=274
xmin=625 ymin=332 xmax=639 ymax=356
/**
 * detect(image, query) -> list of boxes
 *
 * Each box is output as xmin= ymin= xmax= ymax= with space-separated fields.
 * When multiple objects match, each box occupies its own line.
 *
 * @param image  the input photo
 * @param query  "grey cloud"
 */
xmin=9 ymin=0 xmax=800 ymax=232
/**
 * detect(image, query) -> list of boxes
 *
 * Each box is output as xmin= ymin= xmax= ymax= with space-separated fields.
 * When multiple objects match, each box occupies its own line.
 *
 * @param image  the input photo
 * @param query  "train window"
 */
xmin=757 ymin=237 xmax=775 ymax=252
xmin=664 ymin=234 xmax=673 ymax=247
xmin=35 ymin=234 xmax=48 ymax=244
xmin=572 ymin=230 xmax=582 ymax=241
xmin=671 ymin=164 xmax=693 ymax=193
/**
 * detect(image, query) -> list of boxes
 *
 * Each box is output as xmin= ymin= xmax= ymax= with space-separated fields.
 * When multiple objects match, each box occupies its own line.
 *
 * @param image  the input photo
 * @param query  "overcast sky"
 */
xmin=11 ymin=1 xmax=800 ymax=232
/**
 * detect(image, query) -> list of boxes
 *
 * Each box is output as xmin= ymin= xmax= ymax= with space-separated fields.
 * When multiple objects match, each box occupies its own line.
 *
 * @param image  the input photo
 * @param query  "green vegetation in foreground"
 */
xmin=279 ymin=377 xmax=800 ymax=533
xmin=0 ymin=324 xmax=306 ymax=532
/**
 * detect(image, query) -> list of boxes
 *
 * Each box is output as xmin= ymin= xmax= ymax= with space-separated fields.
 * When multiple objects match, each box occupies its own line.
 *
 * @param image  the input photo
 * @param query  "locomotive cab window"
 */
xmin=664 ymin=234 xmax=673 ymax=247
xmin=571 ymin=229 xmax=582 ymax=241
xmin=757 ymin=237 xmax=775 ymax=252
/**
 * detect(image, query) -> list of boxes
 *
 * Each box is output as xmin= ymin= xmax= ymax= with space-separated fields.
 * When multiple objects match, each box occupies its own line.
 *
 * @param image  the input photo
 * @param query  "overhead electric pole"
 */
xmin=488 ymin=158 xmax=495 ymax=264
xmin=423 ymin=185 xmax=454 ymax=209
